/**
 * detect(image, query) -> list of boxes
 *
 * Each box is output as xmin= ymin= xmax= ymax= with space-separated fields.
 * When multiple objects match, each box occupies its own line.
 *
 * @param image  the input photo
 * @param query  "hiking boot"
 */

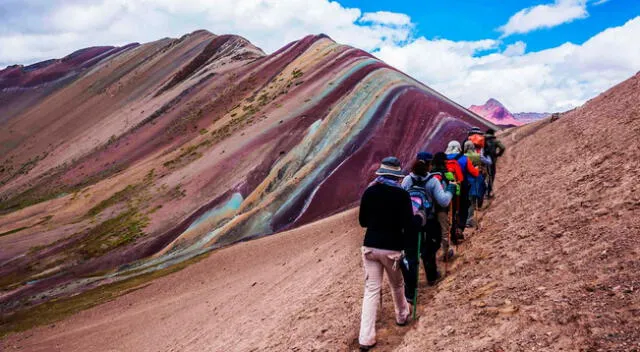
xmin=359 ymin=342 xmax=377 ymax=351
xmin=396 ymin=315 xmax=411 ymax=326
xmin=443 ymin=249 xmax=454 ymax=262
xmin=427 ymin=272 xmax=442 ymax=286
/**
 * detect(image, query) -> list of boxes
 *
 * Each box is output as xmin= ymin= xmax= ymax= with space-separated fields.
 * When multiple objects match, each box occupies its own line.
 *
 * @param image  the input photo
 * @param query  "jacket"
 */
xmin=359 ymin=182 xmax=414 ymax=251
xmin=446 ymin=153 xmax=479 ymax=180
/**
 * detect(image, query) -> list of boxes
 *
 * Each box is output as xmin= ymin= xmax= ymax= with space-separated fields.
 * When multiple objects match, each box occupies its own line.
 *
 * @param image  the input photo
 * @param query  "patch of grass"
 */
xmin=0 ymin=187 xmax=62 ymax=214
xmin=291 ymin=69 xmax=304 ymax=79
xmin=163 ymin=142 xmax=207 ymax=170
xmin=85 ymin=169 xmax=155 ymax=217
xmin=0 ymin=216 xmax=53 ymax=238
xmin=76 ymin=208 xmax=149 ymax=260
xmin=86 ymin=185 xmax=138 ymax=217
xmin=0 ymin=226 xmax=29 ymax=238
xmin=0 ymin=164 xmax=126 ymax=215
xmin=167 ymin=184 xmax=186 ymax=200
xmin=0 ymin=252 xmax=208 ymax=338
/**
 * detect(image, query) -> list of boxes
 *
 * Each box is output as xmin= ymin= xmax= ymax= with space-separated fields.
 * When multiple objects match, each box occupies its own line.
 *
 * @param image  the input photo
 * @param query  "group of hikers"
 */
xmin=357 ymin=127 xmax=506 ymax=350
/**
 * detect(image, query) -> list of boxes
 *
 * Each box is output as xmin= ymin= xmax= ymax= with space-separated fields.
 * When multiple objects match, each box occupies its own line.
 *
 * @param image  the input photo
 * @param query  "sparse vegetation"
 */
xmin=76 ymin=208 xmax=149 ymax=259
xmin=86 ymin=169 xmax=155 ymax=217
xmin=86 ymin=184 xmax=138 ymax=217
xmin=0 ymin=226 xmax=30 ymax=238
xmin=0 ymin=252 xmax=208 ymax=338
xmin=291 ymin=69 xmax=304 ymax=79
xmin=168 ymin=184 xmax=187 ymax=199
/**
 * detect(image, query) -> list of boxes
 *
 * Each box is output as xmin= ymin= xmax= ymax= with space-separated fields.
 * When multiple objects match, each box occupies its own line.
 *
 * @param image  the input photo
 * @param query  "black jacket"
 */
xmin=359 ymin=183 xmax=414 ymax=251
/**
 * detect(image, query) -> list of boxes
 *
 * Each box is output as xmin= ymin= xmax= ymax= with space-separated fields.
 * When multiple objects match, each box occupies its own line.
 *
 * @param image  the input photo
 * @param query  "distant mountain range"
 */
xmin=469 ymin=98 xmax=550 ymax=127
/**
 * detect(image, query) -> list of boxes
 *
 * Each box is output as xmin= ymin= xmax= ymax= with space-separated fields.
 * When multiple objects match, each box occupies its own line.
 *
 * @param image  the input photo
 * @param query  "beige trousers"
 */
xmin=437 ymin=210 xmax=451 ymax=253
xmin=359 ymin=246 xmax=410 ymax=346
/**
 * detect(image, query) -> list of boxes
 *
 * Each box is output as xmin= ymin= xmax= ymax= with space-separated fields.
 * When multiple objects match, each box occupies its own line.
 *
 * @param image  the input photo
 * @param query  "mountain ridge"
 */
xmin=0 ymin=30 xmax=496 ymax=316
xmin=469 ymin=98 xmax=550 ymax=127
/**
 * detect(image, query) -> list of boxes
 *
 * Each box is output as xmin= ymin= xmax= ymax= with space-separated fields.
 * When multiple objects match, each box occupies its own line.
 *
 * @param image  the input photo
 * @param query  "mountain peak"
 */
xmin=486 ymin=98 xmax=504 ymax=107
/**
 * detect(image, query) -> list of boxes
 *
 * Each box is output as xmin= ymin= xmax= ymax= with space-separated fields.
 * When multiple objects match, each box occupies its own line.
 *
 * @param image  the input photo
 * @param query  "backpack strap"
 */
xmin=411 ymin=175 xmax=427 ymax=187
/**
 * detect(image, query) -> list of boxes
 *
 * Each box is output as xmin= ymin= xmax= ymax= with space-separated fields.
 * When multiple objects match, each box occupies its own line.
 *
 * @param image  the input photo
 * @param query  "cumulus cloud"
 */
xmin=0 ymin=0 xmax=413 ymax=67
xmin=0 ymin=0 xmax=638 ymax=112
xmin=499 ymin=0 xmax=588 ymax=36
xmin=360 ymin=11 xmax=413 ymax=26
xmin=377 ymin=17 xmax=640 ymax=112
xmin=503 ymin=41 xmax=527 ymax=56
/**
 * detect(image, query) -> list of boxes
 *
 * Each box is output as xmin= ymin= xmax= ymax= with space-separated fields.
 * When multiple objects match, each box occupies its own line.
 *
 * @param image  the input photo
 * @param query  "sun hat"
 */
xmin=468 ymin=126 xmax=482 ymax=135
xmin=375 ymin=156 xmax=405 ymax=178
xmin=464 ymin=140 xmax=476 ymax=153
xmin=445 ymin=141 xmax=462 ymax=154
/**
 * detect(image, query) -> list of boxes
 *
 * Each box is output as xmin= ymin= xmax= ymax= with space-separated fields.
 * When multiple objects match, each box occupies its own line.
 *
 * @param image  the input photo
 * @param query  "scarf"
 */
xmin=371 ymin=175 xmax=402 ymax=188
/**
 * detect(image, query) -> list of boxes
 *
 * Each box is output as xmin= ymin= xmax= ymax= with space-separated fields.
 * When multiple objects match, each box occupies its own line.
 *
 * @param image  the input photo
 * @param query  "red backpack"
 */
xmin=445 ymin=159 xmax=464 ymax=183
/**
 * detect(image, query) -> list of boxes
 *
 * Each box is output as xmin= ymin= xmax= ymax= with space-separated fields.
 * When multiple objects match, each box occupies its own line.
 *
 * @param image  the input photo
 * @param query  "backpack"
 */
xmin=469 ymin=134 xmax=485 ymax=149
xmin=408 ymin=175 xmax=436 ymax=226
xmin=445 ymin=158 xmax=463 ymax=183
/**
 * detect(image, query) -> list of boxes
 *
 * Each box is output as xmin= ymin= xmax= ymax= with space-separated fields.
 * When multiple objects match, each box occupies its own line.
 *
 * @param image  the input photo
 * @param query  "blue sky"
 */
xmin=340 ymin=0 xmax=640 ymax=52
xmin=1 ymin=0 xmax=639 ymax=112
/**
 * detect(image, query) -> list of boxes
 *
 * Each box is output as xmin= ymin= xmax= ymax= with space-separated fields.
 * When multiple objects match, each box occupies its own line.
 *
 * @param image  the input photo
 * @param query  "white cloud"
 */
xmin=503 ymin=41 xmax=527 ymax=56
xmin=0 ymin=1 xmax=638 ymax=113
xmin=0 ymin=0 xmax=416 ymax=67
xmin=360 ymin=11 xmax=412 ymax=26
xmin=499 ymin=0 xmax=588 ymax=36
xmin=376 ymin=17 xmax=640 ymax=112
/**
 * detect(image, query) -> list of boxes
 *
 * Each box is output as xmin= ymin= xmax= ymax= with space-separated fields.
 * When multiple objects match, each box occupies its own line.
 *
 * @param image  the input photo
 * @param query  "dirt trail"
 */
xmin=396 ymin=73 xmax=640 ymax=351
xmin=3 ymin=74 xmax=640 ymax=351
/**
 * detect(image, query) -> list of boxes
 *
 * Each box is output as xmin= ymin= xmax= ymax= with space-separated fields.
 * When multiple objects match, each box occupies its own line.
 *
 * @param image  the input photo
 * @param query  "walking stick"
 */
xmin=445 ymin=201 xmax=453 ymax=275
xmin=474 ymin=197 xmax=480 ymax=230
xmin=412 ymin=231 xmax=422 ymax=320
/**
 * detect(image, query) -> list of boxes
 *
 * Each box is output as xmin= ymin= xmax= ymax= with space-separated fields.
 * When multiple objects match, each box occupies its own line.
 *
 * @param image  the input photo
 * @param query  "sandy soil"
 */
xmin=2 ymin=74 xmax=640 ymax=351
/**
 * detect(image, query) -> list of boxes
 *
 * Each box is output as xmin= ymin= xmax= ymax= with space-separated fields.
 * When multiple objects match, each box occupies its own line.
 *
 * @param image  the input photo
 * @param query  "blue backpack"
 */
xmin=408 ymin=175 xmax=436 ymax=226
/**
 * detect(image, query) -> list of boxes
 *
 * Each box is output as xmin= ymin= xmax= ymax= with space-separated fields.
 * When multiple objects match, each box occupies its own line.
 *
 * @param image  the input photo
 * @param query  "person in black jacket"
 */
xmin=358 ymin=156 xmax=413 ymax=350
xmin=484 ymin=129 xmax=506 ymax=198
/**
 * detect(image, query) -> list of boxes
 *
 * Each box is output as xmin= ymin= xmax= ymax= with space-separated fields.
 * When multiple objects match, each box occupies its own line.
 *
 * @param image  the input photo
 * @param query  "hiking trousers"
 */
xmin=401 ymin=219 xmax=441 ymax=301
xmin=487 ymin=162 xmax=497 ymax=196
xmin=458 ymin=181 xmax=471 ymax=232
xmin=436 ymin=210 xmax=450 ymax=254
xmin=359 ymin=246 xmax=410 ymax=346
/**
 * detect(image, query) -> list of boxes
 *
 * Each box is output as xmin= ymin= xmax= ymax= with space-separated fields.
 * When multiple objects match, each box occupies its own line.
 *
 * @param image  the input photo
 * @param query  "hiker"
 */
xmin=463 ymin=141 xmax=490 ymax=227
xmin=467 ymin=127 xmax=485 ymax=155
xmin=445 ymin=141 xmax=479 ymax=243
xmin=483 ymin=129 xmax=506 ymax=198
xmin=400 ymin=152 xmax=455 ymax=297
xmin=430 ymin=152 xmax=456 ymax=261
xmin=358 ymin=156 xmax=413 ymax=350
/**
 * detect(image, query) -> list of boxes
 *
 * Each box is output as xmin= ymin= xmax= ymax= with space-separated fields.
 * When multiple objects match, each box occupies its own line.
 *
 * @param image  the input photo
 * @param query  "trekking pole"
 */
xmin=445 ymin=202 xmax=453 ymax=275
xmin=474 ymin=197 xmax=480 ymax=230
xmin=412 ymin=231 xmax=422 ymax=320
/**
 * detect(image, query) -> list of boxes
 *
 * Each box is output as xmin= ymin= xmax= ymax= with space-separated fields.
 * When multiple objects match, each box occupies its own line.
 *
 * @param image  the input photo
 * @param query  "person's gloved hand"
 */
xmin=446 ymin=183 xmax=457 ymax=194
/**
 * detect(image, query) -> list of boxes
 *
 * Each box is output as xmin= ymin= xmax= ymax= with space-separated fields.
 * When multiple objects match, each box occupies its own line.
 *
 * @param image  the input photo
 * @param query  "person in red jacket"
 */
xmin=445 ymin=141 xmax=478 ymax=243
